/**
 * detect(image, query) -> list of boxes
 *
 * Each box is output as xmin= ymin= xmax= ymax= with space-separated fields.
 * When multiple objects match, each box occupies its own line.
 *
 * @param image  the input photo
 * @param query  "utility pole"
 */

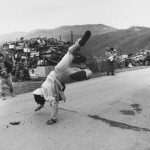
xmin=59 ymin=35 xmax=61 ymax=41
xmin=71 ymin=31 xmax=73 ymax=44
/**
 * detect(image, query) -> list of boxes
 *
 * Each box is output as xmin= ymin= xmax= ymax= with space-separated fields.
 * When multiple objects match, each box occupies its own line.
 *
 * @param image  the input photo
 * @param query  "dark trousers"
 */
xmin=107 ymin=60 xmax=115 ymax=74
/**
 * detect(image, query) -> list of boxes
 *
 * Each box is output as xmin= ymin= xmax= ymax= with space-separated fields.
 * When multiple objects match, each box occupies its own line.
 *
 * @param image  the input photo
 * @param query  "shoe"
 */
xmin=46 ymin=119 xmax=57 ymax=125
xmin=11 ymin=94 xmax=15 ymax=97
xmin=107 ymin=73 xmax=109 ymax=75
xmin=111 ymin=73 xmax=115 ymax=75
xmin=2 ymin=97 xmax=6 ymax=100
xmin=2 ymin=93 xmax=6 ymax=100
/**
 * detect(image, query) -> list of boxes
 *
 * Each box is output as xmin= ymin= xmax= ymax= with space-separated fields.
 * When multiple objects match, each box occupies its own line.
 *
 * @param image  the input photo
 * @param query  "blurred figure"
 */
xmin=3 ymin=44 xmax=15 ymax=67
xmin=0 ymin=53 xmax=14 ymax=100
xmin=105 ymin=47 xmax=117 ymax=75
xmin=2 ymin=43 xmax=15 ymax=96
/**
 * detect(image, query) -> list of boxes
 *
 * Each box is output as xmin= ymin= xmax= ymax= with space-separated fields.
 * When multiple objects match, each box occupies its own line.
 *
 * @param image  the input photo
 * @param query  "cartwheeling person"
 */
xmin=0 ymin=53 xmax=14 ymax=100
xmin=105 ymin=47 xmax=117 ymax=75
xmin=33 ymin=31 xmax=93 ymax=125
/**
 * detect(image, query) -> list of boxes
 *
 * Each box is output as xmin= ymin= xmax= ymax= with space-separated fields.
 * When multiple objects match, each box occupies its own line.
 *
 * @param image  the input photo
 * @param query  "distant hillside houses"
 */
xmin=1 ymin=25 xmax=150 ymax=66
xmin=2 ymin=36 xmax=70 ymax=52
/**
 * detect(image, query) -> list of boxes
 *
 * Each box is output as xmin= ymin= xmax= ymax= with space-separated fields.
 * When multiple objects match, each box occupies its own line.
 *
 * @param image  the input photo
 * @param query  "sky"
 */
xmin=0 ymin=0 xmax=150 ymax=35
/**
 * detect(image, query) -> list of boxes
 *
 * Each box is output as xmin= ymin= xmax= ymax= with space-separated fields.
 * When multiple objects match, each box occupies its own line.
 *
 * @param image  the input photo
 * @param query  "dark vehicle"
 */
xmin=132 ymin=55 xmax=145 ymax=66
xmin=143 ymin=55 xmax=150 ymax=65
xmin=125 ymin=58 xmax=132 ymax=67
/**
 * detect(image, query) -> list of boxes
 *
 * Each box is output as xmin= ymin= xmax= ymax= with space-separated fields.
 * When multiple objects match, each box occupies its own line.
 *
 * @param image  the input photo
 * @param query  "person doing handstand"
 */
xmin=33 ymin=31 xmax=92 ymax=125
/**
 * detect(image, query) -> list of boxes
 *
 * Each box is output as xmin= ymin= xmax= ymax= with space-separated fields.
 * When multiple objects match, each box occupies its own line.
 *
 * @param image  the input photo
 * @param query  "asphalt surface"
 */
xmin=1 ymin=68 xmax=150 ymax=150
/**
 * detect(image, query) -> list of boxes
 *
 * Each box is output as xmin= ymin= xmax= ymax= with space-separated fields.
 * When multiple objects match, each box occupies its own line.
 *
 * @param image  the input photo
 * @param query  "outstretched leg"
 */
xmin=55 ymin=31 xmax=91 ymax=72
xmin=55 ymin=31 xmax=92 ymax=82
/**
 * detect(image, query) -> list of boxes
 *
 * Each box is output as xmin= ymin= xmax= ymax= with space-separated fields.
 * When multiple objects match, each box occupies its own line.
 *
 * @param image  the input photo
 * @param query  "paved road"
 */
xmin=1 ymin=68 xmax=150 ymax=150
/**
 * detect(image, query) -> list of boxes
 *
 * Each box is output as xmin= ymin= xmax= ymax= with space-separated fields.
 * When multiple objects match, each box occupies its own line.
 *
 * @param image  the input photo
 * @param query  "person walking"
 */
xmin=2 ymin=43 xmax=15 ymax=97
xmin=105 ymin=47 xmax=117 ymax=75
xmin=0 ymin=53 xmax=14 ymax=100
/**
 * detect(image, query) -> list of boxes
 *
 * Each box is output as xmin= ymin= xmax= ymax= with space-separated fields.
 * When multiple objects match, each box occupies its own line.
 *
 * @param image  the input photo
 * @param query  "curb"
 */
xmin=91 ymin=66 xmax=150 ymax=79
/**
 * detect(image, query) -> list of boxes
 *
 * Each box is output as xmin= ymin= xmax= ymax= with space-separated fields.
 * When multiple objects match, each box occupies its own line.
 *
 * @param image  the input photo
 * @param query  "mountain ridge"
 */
xmin=1 ymin=24 xmax=150 ymax=57
xmin=0 ymin=24 xmax=117 ymax=44
xmin=81 ymin=26 xmax=150 ymax=57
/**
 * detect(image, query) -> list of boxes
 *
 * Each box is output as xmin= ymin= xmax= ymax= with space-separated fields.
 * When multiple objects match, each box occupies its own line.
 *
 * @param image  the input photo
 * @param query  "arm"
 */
xmin=11 ymin=54 xmax=15 ymax=67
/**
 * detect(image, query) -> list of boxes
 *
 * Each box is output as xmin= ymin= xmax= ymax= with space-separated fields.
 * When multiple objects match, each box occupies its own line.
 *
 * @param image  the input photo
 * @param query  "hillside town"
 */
xmin=1 ymin=37 xmax=72 ymax=81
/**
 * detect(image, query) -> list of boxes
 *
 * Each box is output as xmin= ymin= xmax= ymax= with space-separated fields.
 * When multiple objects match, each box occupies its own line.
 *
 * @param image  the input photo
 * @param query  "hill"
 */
xmin=0 ymin=24 xmax=117 ymax=44
xmin=81 ymin=26 xmax=150 ymax=57
xmin=0 ymin=32 xmax=27 ymax=44
xmin=2 ymin=25 xmax=150 ymax=59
